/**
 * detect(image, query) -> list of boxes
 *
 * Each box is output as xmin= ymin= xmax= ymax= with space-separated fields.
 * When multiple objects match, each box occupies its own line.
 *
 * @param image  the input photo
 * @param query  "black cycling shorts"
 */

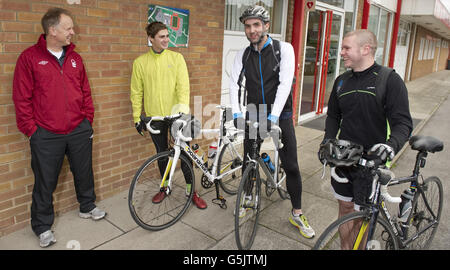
xmin=330 ymin=166 xmax=373 ymax=210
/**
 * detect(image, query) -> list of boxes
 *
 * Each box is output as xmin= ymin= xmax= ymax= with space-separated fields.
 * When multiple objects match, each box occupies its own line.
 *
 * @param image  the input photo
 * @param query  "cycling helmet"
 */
xmin=319 ymin=139 xmax=363 ymax=167
xmin=170 ymin=114 xmax=201 ymax=140
xmin=239 ymin=5 xmax=270 ymax=24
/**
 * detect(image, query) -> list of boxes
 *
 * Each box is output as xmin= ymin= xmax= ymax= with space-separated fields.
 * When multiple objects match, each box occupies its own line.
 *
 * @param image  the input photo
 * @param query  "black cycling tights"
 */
xmin=243 ymin=118 xmax=303 ymax=209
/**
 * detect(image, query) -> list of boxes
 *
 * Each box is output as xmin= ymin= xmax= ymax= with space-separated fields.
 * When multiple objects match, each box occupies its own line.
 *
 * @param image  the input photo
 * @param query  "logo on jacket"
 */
xmin=71 ymin=59 xmax=77 ymax=68
xmin=38 ymin=60 xmax=48 ymax=65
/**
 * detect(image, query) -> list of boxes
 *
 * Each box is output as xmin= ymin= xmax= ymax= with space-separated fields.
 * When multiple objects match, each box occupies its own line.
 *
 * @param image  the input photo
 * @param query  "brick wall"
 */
xmin=0 ymin=0 xmax=224 ymax=236
xmin=410 ymin=25 xmax=449 ymax=80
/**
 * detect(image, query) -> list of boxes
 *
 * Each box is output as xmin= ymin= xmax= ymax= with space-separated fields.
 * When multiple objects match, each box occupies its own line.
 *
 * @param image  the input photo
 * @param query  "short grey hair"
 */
xmin=41 ymin=7 xmax=73 ymax=35
xmin=345 ymin=29 xmax=377 ymax=56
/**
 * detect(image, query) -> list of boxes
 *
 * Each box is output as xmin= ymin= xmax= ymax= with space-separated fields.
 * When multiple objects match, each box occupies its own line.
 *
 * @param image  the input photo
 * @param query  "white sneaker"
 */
xmin=39 ymin=230 xmax=56 ymax=248
xmin=79 ymin=207 xmax=106 ymax=220
xmin=289 ymin=212 xmax=315 ymax=239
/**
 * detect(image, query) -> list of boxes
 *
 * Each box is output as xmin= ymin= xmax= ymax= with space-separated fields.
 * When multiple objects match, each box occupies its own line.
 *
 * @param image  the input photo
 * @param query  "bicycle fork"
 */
xmin=159 ymin=146 xmax=182 ymax=195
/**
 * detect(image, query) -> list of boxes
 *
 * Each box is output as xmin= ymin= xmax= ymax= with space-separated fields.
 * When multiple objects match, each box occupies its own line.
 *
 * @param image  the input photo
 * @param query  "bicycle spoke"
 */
xmin=405 ymin=177 xmax=443 ymax=249
xmin=313 ymin=211 xmax=398 ymax=250
xmin=128 ymin=151 xmax=194 ymax=231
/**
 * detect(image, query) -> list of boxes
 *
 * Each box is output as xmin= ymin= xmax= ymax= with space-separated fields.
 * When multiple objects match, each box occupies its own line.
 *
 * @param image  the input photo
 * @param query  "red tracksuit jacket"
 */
xmin=13 ymin=34 xmax=94 ymax=137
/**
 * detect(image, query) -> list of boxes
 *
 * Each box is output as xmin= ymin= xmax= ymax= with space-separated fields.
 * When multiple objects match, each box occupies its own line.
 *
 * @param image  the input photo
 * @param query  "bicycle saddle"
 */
xmin=409 ymin=135 xmax=443 ymax=153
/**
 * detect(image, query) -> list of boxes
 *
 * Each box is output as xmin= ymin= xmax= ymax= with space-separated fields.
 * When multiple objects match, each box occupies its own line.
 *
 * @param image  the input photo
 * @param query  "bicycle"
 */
xmin=313 ymin=135 xmax=444 ymax=250
xmin=128 ymin=110 xmax=244 ymax=231
xmin=234 ymin=121 xmax=290 ymax=250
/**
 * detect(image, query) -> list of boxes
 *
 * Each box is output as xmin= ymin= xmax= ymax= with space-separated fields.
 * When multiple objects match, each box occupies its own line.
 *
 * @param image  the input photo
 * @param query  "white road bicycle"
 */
xmin=128 ymin=107 xmax=244 ymax=231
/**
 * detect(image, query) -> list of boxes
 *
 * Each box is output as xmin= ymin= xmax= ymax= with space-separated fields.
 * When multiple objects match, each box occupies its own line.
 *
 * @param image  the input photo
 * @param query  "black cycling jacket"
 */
xmin=229 ymin=37 xmax=295 ymax=120
xmin=324 ymin=62 xmax=413 ymax=153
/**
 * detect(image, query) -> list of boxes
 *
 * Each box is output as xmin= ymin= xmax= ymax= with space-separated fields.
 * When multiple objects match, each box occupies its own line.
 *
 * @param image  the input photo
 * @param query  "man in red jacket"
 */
xmin=12 ymin=8 xmax=105 ymax=248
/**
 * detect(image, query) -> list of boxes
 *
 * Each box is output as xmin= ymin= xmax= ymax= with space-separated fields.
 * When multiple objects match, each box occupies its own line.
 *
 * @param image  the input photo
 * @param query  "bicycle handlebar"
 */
xmin=140 ymin=114 xmax=192 ymax=141
xmin=244 ymin=120 xmax=283 ymax=149
xmin=356 ymin=157 xmax=402 ymax=204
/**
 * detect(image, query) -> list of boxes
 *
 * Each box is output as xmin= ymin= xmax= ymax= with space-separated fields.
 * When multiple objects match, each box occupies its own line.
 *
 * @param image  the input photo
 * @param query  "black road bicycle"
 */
xmin=314 ymin=135 xmax=444 ymax=250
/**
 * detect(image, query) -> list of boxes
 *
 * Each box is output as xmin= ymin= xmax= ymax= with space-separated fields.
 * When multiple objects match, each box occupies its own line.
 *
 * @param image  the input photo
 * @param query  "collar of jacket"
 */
xmin=36 ymin=33 xmax=75 ymax=57
xmin=149 ymin=47 xmax=165 ymax=56
xmin=351 ymin=61 xmax=379 ymax=77
xmin=249 ymin=35 xmax=272 ymax=52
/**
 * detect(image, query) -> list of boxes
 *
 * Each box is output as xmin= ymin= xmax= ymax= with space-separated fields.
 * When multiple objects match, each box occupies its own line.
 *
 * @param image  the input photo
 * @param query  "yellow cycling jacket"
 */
xmin=130 ymin=48 xmax=190 ymax=123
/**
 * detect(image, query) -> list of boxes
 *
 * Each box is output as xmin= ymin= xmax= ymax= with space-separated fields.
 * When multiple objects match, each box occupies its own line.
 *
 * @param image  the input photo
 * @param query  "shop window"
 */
xmin=224 ymin=0 xmax=285 ymax=35
xmin=418 ymin=38 xmax=424 ymax=60
xmin=318 ymin=0 xmax=356 ymax=34
xmin=397 ymin=20 xmax=410 ymax=46
xmin=343 ymin=0 xmax=357 ymax=34
xmin=368 ymin=5 xmax=393 ymax=65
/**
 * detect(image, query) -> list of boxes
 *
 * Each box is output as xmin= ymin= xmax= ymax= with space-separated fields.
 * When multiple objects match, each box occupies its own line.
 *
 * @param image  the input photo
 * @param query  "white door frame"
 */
xmin=298 ymin=2 xmax=345 ymax=123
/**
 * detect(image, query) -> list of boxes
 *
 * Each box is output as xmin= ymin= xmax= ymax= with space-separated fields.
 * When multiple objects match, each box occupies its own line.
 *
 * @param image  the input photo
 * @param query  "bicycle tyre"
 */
xmin=406 ymin=176 xmax=443 ymax=249
xmin=217 ymin=141 xmax=243 ymax=195
xmin=313 ymin=210 xmax=399 ymax=250
xmin=128 ymin=150 xmax=194 ymax=231
xmin=235 ymin=162 xmax=261 ymax=250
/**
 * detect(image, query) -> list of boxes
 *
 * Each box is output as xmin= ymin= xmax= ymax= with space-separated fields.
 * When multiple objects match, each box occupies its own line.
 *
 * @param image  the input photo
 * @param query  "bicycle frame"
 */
xmin=245 ymin=131 xmax=286 ymax=195
xmin=356 ymin=151 xmax=439 ymax=249
xmin=161 ymin=135 xmax=243 ymax=194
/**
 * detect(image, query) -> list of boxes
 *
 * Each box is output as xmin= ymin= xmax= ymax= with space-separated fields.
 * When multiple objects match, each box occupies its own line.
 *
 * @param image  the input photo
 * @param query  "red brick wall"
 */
xmin=0 ymin=0 xmax=224 ymax=236
xmin=410 ymin=25 xmax=449 ymax=80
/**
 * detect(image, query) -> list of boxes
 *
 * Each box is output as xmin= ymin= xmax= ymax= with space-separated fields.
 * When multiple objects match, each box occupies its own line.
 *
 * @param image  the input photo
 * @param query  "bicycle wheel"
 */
xmin=217 ymin=141 xmax=243 ymax=195
xmin=313 ymin=210 xmax=399 ymax=250
xmin=276 ymin=166 xmax=291 ymax=200
xmin=128 ymin=150 xmax=194 ymax=231
xmin=406 ymin=176 xmax=443 ymax=249
xmin=235 ymin=162 xmax=261 ymax=250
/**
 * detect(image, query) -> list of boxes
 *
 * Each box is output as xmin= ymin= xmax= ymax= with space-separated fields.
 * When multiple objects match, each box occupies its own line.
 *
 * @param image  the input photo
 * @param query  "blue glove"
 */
xmin=265 ymin=114 xmax=278 ymax=132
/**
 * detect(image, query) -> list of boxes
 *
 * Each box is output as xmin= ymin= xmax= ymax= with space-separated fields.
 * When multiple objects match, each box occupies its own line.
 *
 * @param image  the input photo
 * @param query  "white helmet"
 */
xmin=239 ymin=5 xmax=270 ymax=24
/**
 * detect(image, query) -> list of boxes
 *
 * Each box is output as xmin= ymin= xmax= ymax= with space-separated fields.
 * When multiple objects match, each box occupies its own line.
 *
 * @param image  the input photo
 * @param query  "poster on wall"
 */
xmin=148 ymin=5 xmax=190 ymax=48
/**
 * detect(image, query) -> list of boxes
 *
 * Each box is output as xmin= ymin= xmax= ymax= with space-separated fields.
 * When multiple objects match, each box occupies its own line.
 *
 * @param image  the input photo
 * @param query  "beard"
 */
xmin=248 ymin=30 xmax=268 ymax=46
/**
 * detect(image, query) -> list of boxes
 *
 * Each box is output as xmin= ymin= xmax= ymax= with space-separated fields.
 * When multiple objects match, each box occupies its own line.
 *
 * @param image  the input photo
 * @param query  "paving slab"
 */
xmin=0 ymin=209 xmax=123 ymax=250
xmin=96 ymin=189 xmax=138 ymax=233
xmin=95 ymin=220 xmax=216 ymax=250
xmin=258 ymin=191 xmax=338 ymax=249
xmin=209 ymin=225 xmax=310 ymax=250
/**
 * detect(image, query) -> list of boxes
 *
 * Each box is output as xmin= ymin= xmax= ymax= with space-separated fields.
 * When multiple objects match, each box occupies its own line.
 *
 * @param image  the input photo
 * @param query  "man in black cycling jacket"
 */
xmin=229 ymin=5 xmax=315 ymax=239
xmin=321 ymin=30 xmax=413 ymax=245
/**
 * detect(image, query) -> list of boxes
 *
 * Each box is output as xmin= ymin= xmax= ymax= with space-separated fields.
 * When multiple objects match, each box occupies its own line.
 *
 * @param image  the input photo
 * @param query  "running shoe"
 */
xmin=289 ymin=212 xmax=315 ymax=239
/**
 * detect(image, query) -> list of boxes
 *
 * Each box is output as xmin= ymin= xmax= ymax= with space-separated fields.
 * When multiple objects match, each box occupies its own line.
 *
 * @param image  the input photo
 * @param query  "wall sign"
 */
xmin=305 ymin=0 xmax=316 ymax=12
xmin=148 ymin=5 xmax=190 ymax=48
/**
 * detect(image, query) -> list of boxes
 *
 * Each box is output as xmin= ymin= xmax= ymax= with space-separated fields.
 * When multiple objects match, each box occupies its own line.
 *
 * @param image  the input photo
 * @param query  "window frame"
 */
xmin=224 ymin=0 xmax=289 ymax=41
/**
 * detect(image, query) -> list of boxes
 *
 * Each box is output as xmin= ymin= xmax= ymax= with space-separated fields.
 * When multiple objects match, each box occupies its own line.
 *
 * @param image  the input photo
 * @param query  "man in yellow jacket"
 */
xmin=130 ymin=21 xmax=207 ymax=209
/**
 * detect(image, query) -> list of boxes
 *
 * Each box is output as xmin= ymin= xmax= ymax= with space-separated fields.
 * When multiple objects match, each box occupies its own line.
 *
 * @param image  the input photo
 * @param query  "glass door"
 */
xmin=300 ymin=6 xmax=344 ymax=120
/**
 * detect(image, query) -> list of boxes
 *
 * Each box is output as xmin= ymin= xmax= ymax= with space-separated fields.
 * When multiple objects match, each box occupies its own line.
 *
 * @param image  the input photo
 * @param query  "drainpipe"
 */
xmin=388 ymin=0 xmax=402 ymax=68
xmin=361 ymin=0 xmax=371 ymax=29
xmin=291 ymin=0 xmax=305 ymax=125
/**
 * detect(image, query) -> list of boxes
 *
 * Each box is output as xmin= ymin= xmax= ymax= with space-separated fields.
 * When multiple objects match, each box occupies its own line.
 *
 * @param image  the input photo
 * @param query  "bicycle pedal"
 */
xmin=212 ymin=197 xmax=227 ymax=209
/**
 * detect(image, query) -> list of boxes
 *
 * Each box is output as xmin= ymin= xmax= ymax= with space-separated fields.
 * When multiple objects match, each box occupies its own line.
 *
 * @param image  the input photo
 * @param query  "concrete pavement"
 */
xmin=1 ymin=70 xmax=449 ymax=250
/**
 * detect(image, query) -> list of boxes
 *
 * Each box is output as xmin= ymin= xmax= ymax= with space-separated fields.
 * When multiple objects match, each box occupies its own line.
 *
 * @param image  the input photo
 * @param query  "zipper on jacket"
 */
xmin=258 ymin=52 xmax=266 ymax=105
xmin=258 ymin=38 xmax=273 ymax=116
